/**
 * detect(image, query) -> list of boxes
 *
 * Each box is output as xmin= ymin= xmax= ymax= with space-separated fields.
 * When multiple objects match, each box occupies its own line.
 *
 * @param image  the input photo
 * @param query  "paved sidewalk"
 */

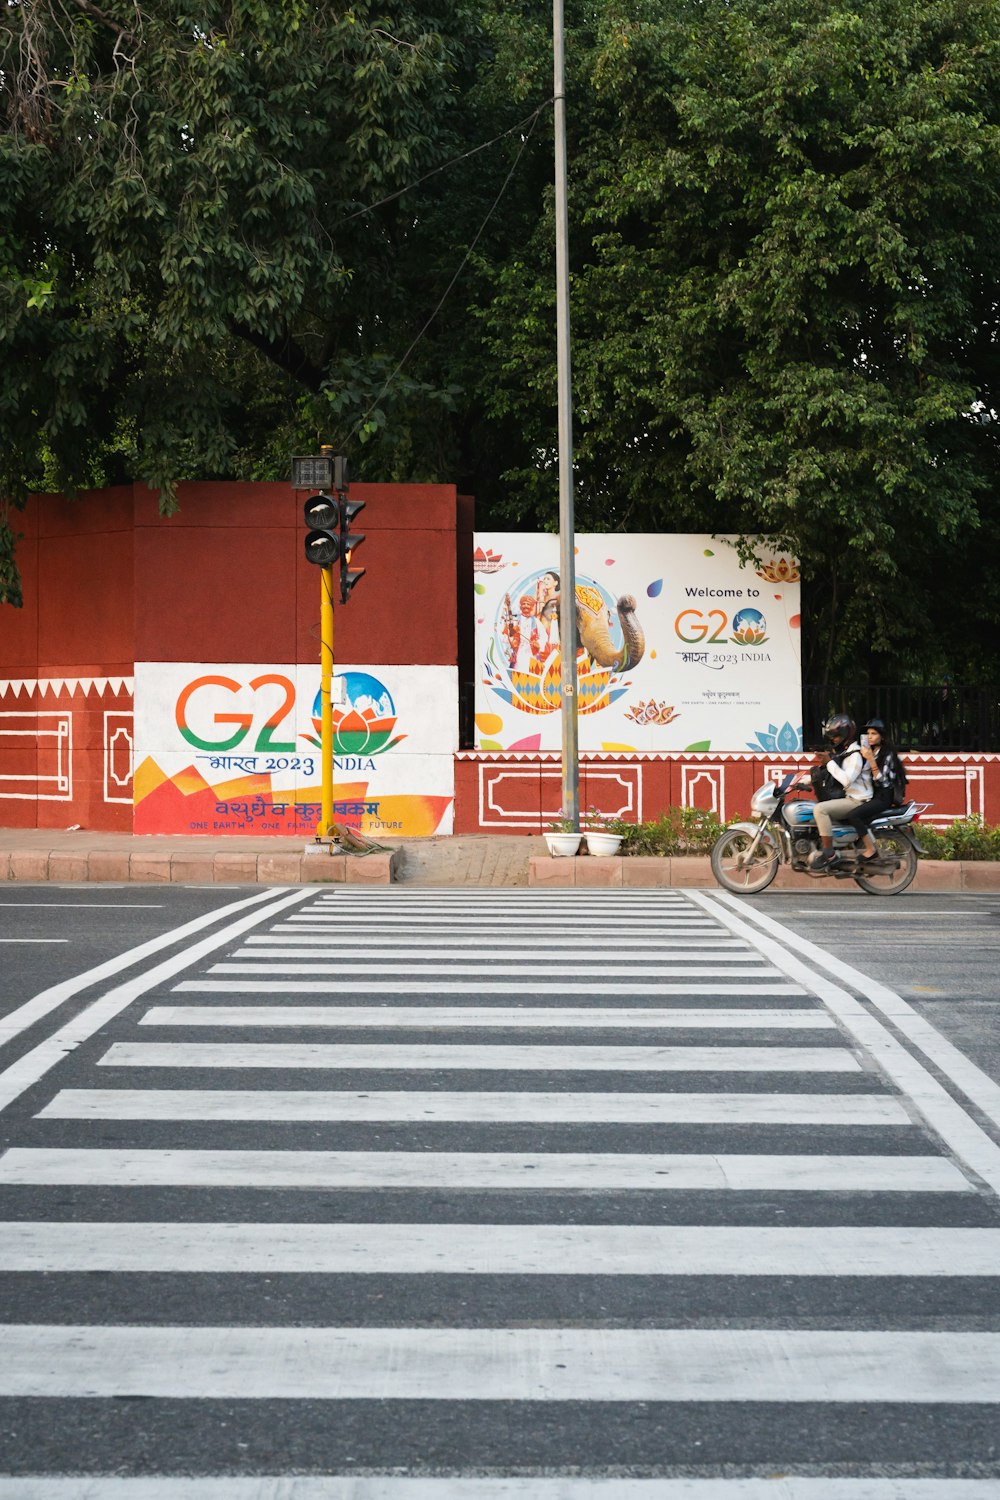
xmin=0 ymin=829 xmax=544 ymax=887
xmin=2 ymin=827 xmax=997 ymax=889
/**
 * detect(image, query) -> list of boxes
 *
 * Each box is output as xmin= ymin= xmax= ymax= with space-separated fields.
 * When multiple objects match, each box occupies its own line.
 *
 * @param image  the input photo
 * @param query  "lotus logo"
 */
xmin=754 ymin=556 xmax=800 ymax=584
xmin=731 ymin=608 xmax=768 ymax=645
xmin=310 ymin=671 xmax=406 ymax=755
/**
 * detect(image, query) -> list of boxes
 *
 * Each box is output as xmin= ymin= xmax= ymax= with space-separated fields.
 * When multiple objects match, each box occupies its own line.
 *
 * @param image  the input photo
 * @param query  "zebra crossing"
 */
xmin=1 ymin=886 xmax=999 ymax=1495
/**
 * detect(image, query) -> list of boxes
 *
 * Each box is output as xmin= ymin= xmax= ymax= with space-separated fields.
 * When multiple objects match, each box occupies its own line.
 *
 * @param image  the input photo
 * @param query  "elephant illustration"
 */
xmin=538 ymin=578 xmax=645 ymax=672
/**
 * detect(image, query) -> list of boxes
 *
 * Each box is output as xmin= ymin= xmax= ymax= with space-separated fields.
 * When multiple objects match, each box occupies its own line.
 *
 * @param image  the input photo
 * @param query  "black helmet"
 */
xmin=822 ymin=713 xmax=856 ymax=745
xmin=862 ymin=717 xmax=886 ymax=735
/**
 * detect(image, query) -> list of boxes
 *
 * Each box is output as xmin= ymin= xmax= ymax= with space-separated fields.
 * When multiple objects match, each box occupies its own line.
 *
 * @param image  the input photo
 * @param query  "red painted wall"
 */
xmin=0 ymin=480 xmax=462 ymax=829
xmin=0 ymin=488 xmax=135 ymax=830
xmin=7 ymin=486 xmax=1000 ymax=836
xmin=454 ymin=752 xmax=1000 ymax=834
xmin=2 ymin=486 xmax=135 ymax=678
xmin=134 ymin=481 xmax=460 ymax=666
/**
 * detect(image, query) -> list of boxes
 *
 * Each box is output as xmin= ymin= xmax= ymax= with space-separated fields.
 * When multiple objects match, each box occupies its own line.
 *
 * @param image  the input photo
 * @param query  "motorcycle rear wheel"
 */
xmin=710 ymin=828 xmax=780 ymax=894
xmin=853 ymin=832 xmax=918 ymax=896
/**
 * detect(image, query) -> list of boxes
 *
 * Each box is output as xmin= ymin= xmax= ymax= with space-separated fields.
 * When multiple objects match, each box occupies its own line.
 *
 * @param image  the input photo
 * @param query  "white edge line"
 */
xmin=708 ymin=888 xmax=1000 ymax=1136
xmin=0 ymin=887 xmax=294 ymax=1050
xmin=2 ymin=1480 xmax=1000 ymax=1499
xmin=690 ymin=890 xmax=1000 ymax=1195
xmin=0 ymin=889 xmax=312 ymax=1115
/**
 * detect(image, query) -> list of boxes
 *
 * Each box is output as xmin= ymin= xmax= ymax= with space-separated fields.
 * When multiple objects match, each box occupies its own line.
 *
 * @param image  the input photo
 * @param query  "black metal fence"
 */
xmin=803 ymin=685 xmax=1000 ymax=752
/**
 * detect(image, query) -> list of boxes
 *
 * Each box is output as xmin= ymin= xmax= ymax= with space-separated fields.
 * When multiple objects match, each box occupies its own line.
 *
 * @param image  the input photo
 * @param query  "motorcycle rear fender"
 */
xmin=871 ymin=823 xmax=925 ymax=856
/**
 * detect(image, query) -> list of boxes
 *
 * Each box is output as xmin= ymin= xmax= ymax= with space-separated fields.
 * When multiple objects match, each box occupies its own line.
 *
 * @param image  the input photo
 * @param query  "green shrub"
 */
xmin=915 ymin=824 xmax=948 ymax=859
xmin=927 ymin=815 xmax=1000 ymax=861
xmin=611 ymin=805 xmax=727 ymax=857
xmin=612 ymin=809 xmax=1000 ymax=860
xmin=910 ymin=815 xmax=1000 ymax=860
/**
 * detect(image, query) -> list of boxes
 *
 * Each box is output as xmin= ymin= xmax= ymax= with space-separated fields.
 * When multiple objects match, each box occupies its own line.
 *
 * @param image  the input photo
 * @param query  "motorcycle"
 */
xmin=710 ymin=772 xmax=924 ymax=896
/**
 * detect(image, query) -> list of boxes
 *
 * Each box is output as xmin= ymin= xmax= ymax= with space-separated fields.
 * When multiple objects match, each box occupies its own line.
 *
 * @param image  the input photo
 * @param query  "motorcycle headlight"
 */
xmin=750 ymin=784 xmax=779 ymax=818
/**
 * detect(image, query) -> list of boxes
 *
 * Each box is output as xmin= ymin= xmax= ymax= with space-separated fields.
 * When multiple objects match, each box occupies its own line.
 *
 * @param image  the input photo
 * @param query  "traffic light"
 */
xmin=339 ymin=496 xmax=366 ymax=604
xmin=303 ymin=492 xmax=340 ymax=568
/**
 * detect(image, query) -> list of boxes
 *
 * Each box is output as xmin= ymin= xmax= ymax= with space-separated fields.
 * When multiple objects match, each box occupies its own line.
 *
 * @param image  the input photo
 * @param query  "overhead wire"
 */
xmin=348 ymin=100 xmax=552 ymax=443
xmin=340 ymin=98 xmax=554 ymax=225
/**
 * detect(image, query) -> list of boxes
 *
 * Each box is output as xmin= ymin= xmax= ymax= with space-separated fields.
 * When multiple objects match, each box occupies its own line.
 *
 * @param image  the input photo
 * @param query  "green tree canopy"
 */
xmin=473 ymin=0 xmax=1000 ymax=680
xmin=3 ymin=0 xmax=1000 ymax=686
xmin=0 ymin=0 xmax=487 ymax=603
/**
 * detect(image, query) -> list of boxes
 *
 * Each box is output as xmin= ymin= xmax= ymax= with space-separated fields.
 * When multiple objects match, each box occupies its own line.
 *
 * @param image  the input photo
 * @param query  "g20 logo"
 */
xmin=176 ymin=674 xmax=297 ymax=752
xmin=675 ymin=609 xmax=728 ymax=644
xmin=675 ymin=608 xmax=768 ymax=646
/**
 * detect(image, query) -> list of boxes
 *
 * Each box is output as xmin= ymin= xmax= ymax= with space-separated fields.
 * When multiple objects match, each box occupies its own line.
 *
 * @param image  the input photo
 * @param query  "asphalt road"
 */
xmin=3 ymin=884 xmax=998 ymax=1087
xmin=0 ymin=885 xmax=257 ymax=1019
xmin=741 ymin=890 xmax=1000 ymax=1088
xmin=1 ymin=883 xmax=999 ymax=1491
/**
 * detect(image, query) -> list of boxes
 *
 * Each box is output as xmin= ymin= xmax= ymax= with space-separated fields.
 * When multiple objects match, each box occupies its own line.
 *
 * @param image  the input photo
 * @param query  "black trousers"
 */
xmin=844 ymin=793 xmax=894 ymax=840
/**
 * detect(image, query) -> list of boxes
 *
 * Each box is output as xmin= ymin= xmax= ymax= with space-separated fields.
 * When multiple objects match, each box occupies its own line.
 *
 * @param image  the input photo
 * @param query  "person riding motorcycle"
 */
xmin=809 ymin=714 xmax=872 ymax=868
xmin=846 ymin=717 xmax=903 ymax=864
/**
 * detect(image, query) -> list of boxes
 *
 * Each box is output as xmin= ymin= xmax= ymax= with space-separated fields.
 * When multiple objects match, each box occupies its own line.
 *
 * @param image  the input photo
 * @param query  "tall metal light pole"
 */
xmin=553 ymin=0 xmax=579 ymax=827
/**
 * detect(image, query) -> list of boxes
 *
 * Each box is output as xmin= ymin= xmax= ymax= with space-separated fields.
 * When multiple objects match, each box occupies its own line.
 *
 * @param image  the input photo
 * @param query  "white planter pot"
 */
xmin=584 ymin=831 xmax=623 ymax=857
xmin=544 ymin=832 xmax=582 ymax=857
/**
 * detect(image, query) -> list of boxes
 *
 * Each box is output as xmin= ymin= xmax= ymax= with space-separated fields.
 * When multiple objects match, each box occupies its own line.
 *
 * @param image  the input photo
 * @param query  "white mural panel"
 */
xmin=474 ymin=534 xmax=802 ymax=754
xmin=134 ymin=662 xmax=456 ymax=836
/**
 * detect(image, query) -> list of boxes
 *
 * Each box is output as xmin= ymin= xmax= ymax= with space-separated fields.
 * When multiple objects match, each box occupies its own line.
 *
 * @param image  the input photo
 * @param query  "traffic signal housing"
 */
xmin=339 ymin=497 xmax=366 ymax=604
xmin=303 ymin=493 xmax=340 ymax=568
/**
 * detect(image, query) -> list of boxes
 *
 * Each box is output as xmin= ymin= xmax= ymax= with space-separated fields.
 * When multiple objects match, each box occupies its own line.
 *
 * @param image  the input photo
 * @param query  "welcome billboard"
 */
xmin=473 ymin=534 xmax=802 ymax=754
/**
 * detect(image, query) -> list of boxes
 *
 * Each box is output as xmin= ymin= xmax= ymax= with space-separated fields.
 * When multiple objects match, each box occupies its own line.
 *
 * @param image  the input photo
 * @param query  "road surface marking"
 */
xmin=707 ymin=891 xmax=1000 ymax=1163
xmin=207 ymin=962 xmax=782 ymax=980
xmin=1 ymin=1325 xmax=997 ymax=1401
xmin=0 ymin=887 xmax=293 ymax=1051
xmin=3 ymin=1222 xmax=998 ymax=1275
xmin=0 ymin=1475 xmax=997 ymax=1499
xmin=0 ymin=889 xmax=312 ymax=1112
xmin=173 ymin=979 xmax=807 ymax=997
xmin=38 ymin=1087 xmax=909 ymax=1124
xmin=235 ymin=942 xmax=757 ymax=958
xmin=0 ymin=1148 xmax=970 ymax=1192
xmin=138 ymin=1005 xmax=835 ymax=1030
xmin=97 ymin=1041 xmax=860 ymax=1072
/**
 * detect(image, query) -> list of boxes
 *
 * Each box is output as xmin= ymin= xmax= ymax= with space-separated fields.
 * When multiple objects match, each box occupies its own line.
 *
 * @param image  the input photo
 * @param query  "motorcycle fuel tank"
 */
xmin=783 ymin=801 xmax=856 ymax=841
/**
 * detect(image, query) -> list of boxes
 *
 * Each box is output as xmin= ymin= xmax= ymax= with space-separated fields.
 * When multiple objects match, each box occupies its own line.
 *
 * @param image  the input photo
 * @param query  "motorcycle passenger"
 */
xmin=847 ymin=718 xmax=902 ymax=864
xmin=810 ymin=714 xmax=871 ymax=869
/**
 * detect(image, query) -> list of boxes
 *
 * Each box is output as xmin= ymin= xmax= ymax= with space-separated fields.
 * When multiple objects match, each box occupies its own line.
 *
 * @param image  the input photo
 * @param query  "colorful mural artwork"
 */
xmin=133 ymin=663 xmax=456 ymax=836
xmin=474 ymin=535 xmax=803 ymax=753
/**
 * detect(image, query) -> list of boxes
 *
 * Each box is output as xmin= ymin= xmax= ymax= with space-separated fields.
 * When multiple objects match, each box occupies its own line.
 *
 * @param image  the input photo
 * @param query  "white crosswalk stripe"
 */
xmin=4 ymin=1324 xmax=1000 ymax=1402
xmin=96 ymin=1041 xmax=861 ymax=1071
xmin=138 ymin=1005 xmax=837 ymax=1029
xmin=3 ymin=1221 xmax=998 ymax=1275
xmin=36 ymin=1088 xmax=913 ymax=1124
xmin=0 ymin=1478 xmax=996 ymax=1499
xmin=0 ymin=1146 xmax=968 ymax=1191
xmin=175 ymin=978 xmax=807 ymax=995
xmin=1 ymin=887 xmax=998 ymax=1490
xmin=0 ymin=1483 xmax=996 ymax=1500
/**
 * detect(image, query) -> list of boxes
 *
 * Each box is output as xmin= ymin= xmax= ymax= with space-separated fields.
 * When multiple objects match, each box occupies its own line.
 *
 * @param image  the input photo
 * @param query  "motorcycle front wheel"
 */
xmin=710 ymin=828 xmax=780 ymax=894
xmin=853 ymin=832 xmax=919 ymax=896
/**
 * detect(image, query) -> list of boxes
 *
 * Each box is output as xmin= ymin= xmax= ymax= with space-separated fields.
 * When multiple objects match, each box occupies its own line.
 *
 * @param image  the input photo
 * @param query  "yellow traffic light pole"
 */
xmin=296 ymin=446 xmax=358 ymax=845
xmin=318 ymin=563 xmax=335 ymax=839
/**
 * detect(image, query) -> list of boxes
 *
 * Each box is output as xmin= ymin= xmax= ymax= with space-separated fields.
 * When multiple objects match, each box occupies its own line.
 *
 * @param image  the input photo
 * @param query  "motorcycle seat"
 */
xmin=871 ymin=800 xmax=916 ymax=826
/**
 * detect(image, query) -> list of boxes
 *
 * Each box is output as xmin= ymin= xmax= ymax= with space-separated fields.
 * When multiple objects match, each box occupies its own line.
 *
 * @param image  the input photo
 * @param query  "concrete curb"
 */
xmin=1 ymin=834 xmax=997 ymax=889
xmin=528 ymin=855 xmax=1000 ymax=890
xmin=0 ymin=846 xmax=400 ymax=885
